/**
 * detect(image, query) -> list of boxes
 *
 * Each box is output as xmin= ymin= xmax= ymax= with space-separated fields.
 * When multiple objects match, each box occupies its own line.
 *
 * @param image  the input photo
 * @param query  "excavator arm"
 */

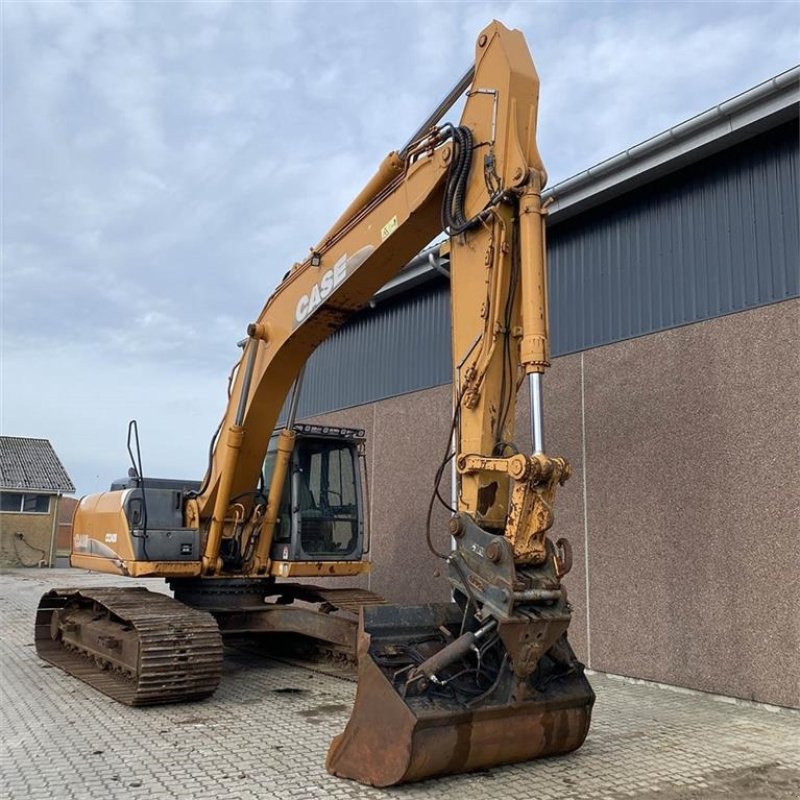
xmin=192 ymin=139 xmax=449 ymax=573
xmin=194 ymin=20 xmax=564 ymax=580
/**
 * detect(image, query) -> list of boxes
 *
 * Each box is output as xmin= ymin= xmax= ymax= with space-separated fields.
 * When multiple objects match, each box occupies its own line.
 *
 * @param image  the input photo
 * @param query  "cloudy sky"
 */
xmin=2 ymin=0 xmax=798 ymax=496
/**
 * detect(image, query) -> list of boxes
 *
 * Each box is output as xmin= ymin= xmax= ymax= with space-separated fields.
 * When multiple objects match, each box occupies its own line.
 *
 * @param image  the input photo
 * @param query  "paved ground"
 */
xmin=2 ymin=569 xmax=798 ymax=800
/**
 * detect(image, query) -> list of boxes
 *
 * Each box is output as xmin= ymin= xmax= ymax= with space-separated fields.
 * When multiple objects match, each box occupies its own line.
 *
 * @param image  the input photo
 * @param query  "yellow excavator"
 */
xmin=35 ymin=21 xmax=594 ymax=787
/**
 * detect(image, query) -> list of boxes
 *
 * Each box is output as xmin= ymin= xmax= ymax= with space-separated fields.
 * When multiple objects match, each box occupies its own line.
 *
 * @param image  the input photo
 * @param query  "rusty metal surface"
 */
xmin=171 ymin=578 xmax=388 ymax=653
xmin=327 ymin=602 xmax=594 ymax=786
xmin=35 ymin=587 xmax=223 ymax=706
xmin=170 ymin=578 xmax=386 ymax=615
xmin=457 ymin=453 xmax=571 ymax=565
xmin=447 ymin=515 xmax=572 ymax=631
xmin=213 ymin=605 xmax=359 ymax=650
xmin=286 ymin=585 xmax=388 ymax=615
xmin=209 ymin=585 xmax=389 ymax=650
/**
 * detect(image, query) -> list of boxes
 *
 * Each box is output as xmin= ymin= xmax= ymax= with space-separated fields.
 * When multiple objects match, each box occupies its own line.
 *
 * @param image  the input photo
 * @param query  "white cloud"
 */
xmin=3 ymin=0 xmax=797 ymax=494
xmin=2 ymin=340 xmax=228 ymax=495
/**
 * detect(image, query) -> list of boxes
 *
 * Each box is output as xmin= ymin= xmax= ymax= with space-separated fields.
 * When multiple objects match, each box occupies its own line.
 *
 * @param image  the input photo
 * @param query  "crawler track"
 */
xmin=35 ymin=587 xmax=223 ymax=706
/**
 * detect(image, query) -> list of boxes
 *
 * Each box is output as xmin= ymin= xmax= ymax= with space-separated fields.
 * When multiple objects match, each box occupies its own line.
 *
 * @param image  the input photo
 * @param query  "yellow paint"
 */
xmin=71 ymin=21 xmax=566 ymax=593
xmin=269 ymin=560 xmax=371 ymax=578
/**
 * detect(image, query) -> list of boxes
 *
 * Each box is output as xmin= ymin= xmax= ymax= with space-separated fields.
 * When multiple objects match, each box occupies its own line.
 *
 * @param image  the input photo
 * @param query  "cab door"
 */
xmin=264 ymin=433 xmax=365 ymax=563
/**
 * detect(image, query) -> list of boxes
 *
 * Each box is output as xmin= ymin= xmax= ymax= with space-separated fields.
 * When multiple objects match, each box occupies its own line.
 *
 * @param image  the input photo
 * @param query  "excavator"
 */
xmin=35 ymin=21 xmax=594 ymax=787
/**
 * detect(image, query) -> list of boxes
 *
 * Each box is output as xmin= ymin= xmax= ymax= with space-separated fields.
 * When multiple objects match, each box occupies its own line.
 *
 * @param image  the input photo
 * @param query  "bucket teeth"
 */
xmin=327 ymin=602 xmax=594 ymax=787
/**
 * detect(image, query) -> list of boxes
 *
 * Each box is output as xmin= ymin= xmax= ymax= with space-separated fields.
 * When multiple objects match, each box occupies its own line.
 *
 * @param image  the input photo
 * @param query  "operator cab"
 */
xmin=264 ymin=424 xmax=367 ymax=563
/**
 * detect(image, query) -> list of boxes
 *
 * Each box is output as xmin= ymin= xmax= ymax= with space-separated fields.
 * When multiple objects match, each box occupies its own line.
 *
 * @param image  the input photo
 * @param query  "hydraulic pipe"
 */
xmin=408 ymin=619 xmax=496 ymax=684
xmin=529 ymin=372 xmax=545 ymax=454
xmin=318 ymin=152 xmax=405 ymax=250
xmin=234 ymin=340 xmax=258 ymax=425
xmin=518 ymin=181 xmax=549 ymax=374
xmin=321 ymin=64 xmax=473 ymax=252
xmin=203 ymin=338 xmax=259 ymax=573
xmin=519 ymin=179 xmax=550 ymax=455
xmin=399 ymin=66 xmax=475 ymax=158
xmin=249 ymin=367 xmax=304 ymax=573
xmin=285 ymin=365 xmax=306 ymax=429
xmin=251 ymin=428 xmax=295 ymax=574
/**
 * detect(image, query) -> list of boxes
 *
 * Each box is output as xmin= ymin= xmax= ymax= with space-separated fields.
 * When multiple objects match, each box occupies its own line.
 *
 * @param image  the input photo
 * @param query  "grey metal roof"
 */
xmin=0 ymin=437 xmax=75 ymax=493
xmin=374 ymin=65 xmax=800 ymax=302
xmin=292 ymin=279 xmax=452 ymax=419
xmin=547 ymin=120 xmax=798 ymax=355
xmin=544 ymin=65 xmax=800 ymax=224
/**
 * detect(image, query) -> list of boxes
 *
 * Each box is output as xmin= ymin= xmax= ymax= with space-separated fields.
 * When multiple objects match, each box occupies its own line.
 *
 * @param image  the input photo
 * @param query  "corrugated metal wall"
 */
xmin=549 ymin=121 xmax=799 ymax=355
xmin=293 ymin=283 xmax=451 ymax=418
xmin=291 ymin=120 xmax=799 ymax=420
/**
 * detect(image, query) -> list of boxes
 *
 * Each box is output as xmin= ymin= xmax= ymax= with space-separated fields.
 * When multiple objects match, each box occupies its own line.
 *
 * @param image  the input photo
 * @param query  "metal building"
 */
xmin=297 ymin=69 xmax=800 ymax=708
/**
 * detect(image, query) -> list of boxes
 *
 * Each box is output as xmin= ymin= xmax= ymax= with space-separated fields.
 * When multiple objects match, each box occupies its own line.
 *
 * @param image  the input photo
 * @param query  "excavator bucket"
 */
xmin=327 ymin=604 xmax=594 ymax=787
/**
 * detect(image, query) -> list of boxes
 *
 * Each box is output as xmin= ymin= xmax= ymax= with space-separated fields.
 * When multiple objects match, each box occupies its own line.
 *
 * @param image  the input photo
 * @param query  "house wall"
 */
xmin=304 ymin=298 xmax=800 ymax=708
xmin=0 ymin=496 xmax=58 ymax=568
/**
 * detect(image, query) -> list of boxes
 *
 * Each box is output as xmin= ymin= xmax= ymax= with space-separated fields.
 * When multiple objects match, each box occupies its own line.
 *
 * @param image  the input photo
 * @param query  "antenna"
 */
xmin=126 ymin=420 xmax=149 ymax=559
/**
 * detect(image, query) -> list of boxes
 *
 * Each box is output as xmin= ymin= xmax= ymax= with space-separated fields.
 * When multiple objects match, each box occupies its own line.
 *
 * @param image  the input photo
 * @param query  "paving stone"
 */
xmin=1 ymin=568 xmax=799 ymax=799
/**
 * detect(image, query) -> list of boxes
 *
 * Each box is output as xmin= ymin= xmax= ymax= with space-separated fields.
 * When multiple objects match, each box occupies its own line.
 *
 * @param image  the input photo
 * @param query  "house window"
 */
xmin=0 ymin=492 xmax=51 ymax=513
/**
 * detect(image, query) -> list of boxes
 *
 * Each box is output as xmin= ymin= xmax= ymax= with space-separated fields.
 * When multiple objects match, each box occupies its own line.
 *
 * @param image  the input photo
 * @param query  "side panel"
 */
xmin=71 ymin=491 xmax=136 ymax=563
xmin=71 ymin=489 xmax=201 ymax=576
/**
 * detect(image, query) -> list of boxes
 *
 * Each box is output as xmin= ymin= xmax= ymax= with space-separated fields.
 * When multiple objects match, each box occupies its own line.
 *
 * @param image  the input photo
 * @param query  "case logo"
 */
xmin=293 ymin=245 xmax=374 ymax=328
xmin=295 ymin=256 xmax=347 ymax=325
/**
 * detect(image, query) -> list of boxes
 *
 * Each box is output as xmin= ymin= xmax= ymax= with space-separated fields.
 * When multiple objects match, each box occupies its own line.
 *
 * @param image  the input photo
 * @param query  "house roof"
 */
xmin=0 ymin=437 xmax=75 ymax=494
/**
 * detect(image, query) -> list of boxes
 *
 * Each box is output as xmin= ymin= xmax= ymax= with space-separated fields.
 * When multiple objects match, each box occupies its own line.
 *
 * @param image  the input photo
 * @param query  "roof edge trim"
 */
xmin=544 ymin=65 xmax=799 ymax=223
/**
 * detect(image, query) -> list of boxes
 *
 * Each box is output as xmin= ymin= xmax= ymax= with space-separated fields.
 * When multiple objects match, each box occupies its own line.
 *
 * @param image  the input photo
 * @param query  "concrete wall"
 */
xmin=304 ymin=299 xmax=799 ymax=708
xmin=0 ymin=497 xmax=58 ymax=568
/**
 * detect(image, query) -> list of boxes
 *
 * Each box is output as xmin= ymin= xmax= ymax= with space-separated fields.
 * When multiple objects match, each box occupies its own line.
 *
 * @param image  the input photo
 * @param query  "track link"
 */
xmin=35 ymin=587 xmax=223 ymax=706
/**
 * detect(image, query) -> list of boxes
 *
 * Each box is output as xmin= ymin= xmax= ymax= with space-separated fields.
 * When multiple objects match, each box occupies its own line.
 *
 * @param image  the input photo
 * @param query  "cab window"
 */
xmin=295 ymin=440 xmax=359 ymax=558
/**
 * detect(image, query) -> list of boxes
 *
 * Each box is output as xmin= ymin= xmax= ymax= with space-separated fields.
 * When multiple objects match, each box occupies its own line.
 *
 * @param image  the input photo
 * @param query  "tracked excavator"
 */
xmin=35 ymin=21 xmax=594 ymax=786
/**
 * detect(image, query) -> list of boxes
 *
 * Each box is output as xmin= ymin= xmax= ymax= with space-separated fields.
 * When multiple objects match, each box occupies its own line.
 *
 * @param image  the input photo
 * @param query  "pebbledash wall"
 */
xmin=289 ymin=70 xmax=800 ymax=708
xmin=0 ymin=438 xmax=76 ymax=568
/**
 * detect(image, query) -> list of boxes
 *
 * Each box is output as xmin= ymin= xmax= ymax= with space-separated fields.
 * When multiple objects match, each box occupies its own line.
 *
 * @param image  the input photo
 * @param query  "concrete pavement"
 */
xmin=2 ymin=568 xmax=798 ymax=800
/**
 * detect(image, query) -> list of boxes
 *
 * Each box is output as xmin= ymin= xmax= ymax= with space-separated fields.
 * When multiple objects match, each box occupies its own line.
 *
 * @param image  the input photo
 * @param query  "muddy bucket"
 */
xmin=326 ymin=603 xmax=594 ymax=787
